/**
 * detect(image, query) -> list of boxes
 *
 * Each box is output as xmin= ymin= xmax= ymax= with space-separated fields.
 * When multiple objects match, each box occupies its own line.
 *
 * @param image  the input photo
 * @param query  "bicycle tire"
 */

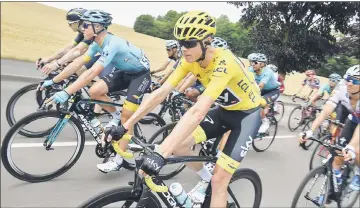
xmin=1 ymin=110 xmax=86 ymax=183
xmin=288 ymin=105 xmax=303 ymax=132
xmin=5 ymin=83 xmax=49 ymax=138
xmin=77 ymin=186 xmax=162 ymax=208
xmin=203 ymin=168 xmax=262 ymax=208
xmin=147 ymin=122 xmax=186 ymax=180
xmin=309 ymin=135 xmax=330 ymax=171
xmin=138 ymin=112 xmax=166 ymax=126
xmin=274 ymin=101 xmax=285 ymax=122
xmin=252 ymin=116 xmax=278 ymax=152
xmin=291 ymin=166 xmax=330 ymax=208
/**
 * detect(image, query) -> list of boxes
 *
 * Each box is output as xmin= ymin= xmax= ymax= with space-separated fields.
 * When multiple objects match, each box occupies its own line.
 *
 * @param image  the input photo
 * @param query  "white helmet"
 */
xmin=345 ymin=65 xmax=360 ymax=78
xmin=247 ymin=53 xmax=257 ymax=61
xmin=252 ymin=53 xmax=268 ymax=63
xmin=267 ymin=64 xmax=278 ymax=72
xmin=165 ymin=40 xmax=180 ymax=50
xmin=211 ymin=37 xmax=228 ymax=49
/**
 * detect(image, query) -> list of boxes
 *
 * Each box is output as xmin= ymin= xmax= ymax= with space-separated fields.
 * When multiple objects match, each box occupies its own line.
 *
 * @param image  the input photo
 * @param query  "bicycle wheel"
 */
xmin=147 ymin=122 xmax=186 ymax=180
xmin=5 ymin=83 xmax=49 ymax=137
xmin=288 ymin=105 xmax=303 ymax=131
xmin=77 ymin=187 xmax=162 ymax=208
xmin=203 ymin=168 xmax=262 ymax=208
xmin=1 ymin=110 xmax=86 ymax=182
xmin=291 ymin=166 xmax=330 ymax=208
xmin=252 ymin=116 xmax=278 ymax=152
xmin=273 ymin=101 xmax=285 ymax=122
xmin=138 ymin=112 xmax=166 ymax=126
xmin=309 ymin=138 xmax=331 ymax=171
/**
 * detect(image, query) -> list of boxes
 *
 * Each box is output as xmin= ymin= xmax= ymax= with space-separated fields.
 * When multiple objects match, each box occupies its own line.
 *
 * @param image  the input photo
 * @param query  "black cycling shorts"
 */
xmin=190 ymin=81 xmax=205 ymax=94
xmin=261 ymin=89 xmax=280 ymax=104
xmin=335 ymin=103 xmax=350 ymax=124
xmin=199 ymin=106 xmax=261 ymax=163
xmin=337 ymin=118 xmax=357 ymax=147
xmin=101 ymin=70 xmax=151 ymax=112
xmin=85 ymin=55 xmax=115 ymax=78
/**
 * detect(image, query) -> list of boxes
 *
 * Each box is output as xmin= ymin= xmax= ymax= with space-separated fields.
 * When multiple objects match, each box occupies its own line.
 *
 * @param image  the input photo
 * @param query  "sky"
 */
xmin=39 ymin=2 xmax=244 ymax=28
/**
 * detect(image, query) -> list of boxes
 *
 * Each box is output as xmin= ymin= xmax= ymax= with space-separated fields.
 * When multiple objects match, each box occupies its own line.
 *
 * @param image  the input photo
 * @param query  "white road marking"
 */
xmin=9 ymin=135 xmax=296 ymax=148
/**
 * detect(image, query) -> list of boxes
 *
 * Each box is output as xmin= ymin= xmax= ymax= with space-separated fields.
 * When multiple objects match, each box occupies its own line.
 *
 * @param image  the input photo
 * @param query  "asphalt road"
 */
xmin=1 ymin=59 xmax=358 ymax=207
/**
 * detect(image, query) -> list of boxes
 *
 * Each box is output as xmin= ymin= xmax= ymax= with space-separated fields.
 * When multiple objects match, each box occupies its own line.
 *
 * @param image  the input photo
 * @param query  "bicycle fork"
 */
xmin=43 ymin=114 xmax=72 ymax=150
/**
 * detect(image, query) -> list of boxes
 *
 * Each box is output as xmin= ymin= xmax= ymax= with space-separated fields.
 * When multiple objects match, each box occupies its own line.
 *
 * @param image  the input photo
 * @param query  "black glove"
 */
xmin=140 ymin=152 xmax=166 ymax=176
xmin=105 ymin=125 xmax=128 ymax=141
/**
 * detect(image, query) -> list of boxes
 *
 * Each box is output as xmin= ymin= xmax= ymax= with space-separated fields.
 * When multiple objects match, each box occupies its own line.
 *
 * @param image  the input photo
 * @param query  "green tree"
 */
xmin=133 ymin=14 xmax=156 ymax=36
xmin=228 ymin=2 xmax=360 ymax=74
xmin=318 ymin=55 xmax=359 ymax=77
xmin=335 ymin=22 xmax=360 ymax=59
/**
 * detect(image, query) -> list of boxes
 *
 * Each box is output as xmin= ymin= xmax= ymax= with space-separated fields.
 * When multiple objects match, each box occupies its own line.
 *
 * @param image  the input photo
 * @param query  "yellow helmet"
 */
xmin=174 ymin=11 xmax=216 ymax=41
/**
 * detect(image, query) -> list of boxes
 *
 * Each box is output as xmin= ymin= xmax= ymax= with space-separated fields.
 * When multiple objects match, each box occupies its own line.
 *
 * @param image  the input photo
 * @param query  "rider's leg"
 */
xmin=210 ymin=107 xmax=261 ymax=207
xmin=89 ymin=80 xmax=118 ymax=116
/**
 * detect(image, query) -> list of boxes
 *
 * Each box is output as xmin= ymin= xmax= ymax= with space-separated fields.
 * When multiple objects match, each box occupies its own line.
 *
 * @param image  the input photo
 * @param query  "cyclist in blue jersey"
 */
xmin=248 ymin=53 xmax=280 ymax=133
xmin=307 ymin=73 xmax=342 ymax=106
xmin=45 ymin=10 xmax=151 ymax=173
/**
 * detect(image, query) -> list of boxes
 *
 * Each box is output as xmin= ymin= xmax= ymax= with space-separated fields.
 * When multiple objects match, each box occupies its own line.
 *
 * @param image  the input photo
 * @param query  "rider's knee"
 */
xmin=89 ymin=86 xmax=101 ymax=98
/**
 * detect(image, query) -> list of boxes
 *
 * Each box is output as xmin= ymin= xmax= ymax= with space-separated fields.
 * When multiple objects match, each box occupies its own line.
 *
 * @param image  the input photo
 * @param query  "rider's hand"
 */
xmin=40 ymin=79 xmax=55 ymax=90
xmin=342 ymin=145 xmax=356 ymax=162
xmin=45 ymin=90 xmax=69 ymax=105
xmin=299 ymin=130 xmax=313 ymax=143
xmin=139 ymin=151 xmax=166 ymax=176
xmin=36 ymin=58 xmax=49 ymax=69
xmin=42 ymin=62 xmax=59 ymax=75
xmin=104 ymin=125 xmax=128 ymax=142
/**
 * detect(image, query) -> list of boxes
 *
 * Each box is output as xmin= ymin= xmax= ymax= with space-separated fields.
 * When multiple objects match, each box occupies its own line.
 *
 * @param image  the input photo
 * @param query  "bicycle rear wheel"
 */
xmin=203 ymin=168 xmax=262 ymax=208
xmin=252 ymin=116 xmax=278 ymax=152
xmin=5 ymin=83 xmax=49 ymax=137
xmin=77 ymin=187 xmax=162 ymax=208
xmin=273 ymin=101 xmax=285 ymax=122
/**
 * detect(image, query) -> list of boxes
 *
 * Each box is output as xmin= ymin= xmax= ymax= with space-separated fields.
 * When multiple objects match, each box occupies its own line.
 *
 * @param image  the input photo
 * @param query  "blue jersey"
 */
xmin=248 ymin=66 xmax=279 ymax=91
xmin=317 ymin=83 xmax=334 ymax=96
xmin=85 ymin=34 xmax=150 ymax=73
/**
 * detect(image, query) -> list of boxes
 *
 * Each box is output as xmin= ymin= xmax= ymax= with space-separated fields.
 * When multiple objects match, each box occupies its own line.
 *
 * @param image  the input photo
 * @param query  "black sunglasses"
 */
xmin=166 ymin=48 xmax=172 ymax=52
xmin=251 ymin=61 xmax=259 ymax=65
xmin=178 ymin=39 xmax=199 ymax=49
xmin=82 ymin=22 xmax=92 ymax=29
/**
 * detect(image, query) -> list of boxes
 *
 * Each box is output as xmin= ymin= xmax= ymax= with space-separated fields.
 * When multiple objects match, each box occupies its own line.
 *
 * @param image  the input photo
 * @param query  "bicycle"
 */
xmin=5 ymin=71 xmax=125 ymax=137
xmin=252 ymin=106 xmax=278 ymax=152
xmin=77 ymin=134 xmax=263 ymax=208
xmin=157 ymin=91 xmax=195 ymax=122
xmin=308 ymin=119 xmax=344 ymax=171
xmin=1 ymin=88 xmax=166 ymax=183
xmin=268 ymin=100 xmax=285 ymax=122
xmin=288 ymin=95 xmax=321 ymax=132
xmin=291 ymin=137 xmax=360 ymax=208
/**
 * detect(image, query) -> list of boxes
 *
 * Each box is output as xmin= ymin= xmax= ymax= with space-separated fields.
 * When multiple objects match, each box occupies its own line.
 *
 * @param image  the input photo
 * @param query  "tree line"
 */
xmin=133 ymin=2 xmax=360 ymax=76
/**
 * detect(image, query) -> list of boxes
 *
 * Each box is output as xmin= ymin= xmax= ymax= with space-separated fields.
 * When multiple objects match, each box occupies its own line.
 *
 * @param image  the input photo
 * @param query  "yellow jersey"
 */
xmin=166 ymin=48 xmax=262 ymax=111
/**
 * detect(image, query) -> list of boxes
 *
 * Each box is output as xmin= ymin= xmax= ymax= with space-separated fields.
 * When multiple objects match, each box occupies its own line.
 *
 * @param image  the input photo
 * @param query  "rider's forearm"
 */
xmin=57 ymin=43 xmax=88 ymax=66
xmin=159 ymin=70 xmax=173 ymax=85
xmin=178 ymin=74 xmax=196 ymax=93
xmin=348 ymin=125 xmax=360 ymax=148
xmin=53 ymin=56 xmax=86 ymax=83
xmin=65 ymin=67 xmax=100 ymax=95
xmin=310 ymin=103 xmax=335 ymax=131
xmin=123 ymin=84 xmax=173 ymax=130
xmin=46 ymin=43 xmax=74 ymax=62
xmin=309 ymin=94 xmax=320 ymax=105
xmin=159 ymin=96 xmax=214 ymax=158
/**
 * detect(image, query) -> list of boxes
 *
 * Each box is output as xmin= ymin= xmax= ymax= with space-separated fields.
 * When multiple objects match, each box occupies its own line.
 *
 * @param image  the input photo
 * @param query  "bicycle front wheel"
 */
xmin=252 ymin=117 xmax=278 ymax=152
xmin=1 ymin=110 xmax=85 ymax=182
xmin=273 ymin=101 xmax=285 ymax=122
xmin=288 ymin=105 xmax=303 ymax=131
xmin=77 ymin=186 xmax=162 ymax=208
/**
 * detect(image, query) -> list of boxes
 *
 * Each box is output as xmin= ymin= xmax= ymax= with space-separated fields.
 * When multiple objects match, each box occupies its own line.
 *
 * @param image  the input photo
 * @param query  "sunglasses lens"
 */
xmin=179 ymin=40 xmax=198 ymax=49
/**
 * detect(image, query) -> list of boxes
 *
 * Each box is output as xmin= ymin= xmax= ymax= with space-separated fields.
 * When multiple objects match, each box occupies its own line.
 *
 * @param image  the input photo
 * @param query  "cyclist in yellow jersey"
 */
xmin=105 ymin=11 xmax=262 ymax=207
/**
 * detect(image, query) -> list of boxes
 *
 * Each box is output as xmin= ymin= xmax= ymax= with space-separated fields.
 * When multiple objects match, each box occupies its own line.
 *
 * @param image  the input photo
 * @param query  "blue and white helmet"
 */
xmin=81 ymin=10 xmax=112 ymax=26
xmin=252 ymin=53 xmax=268 ymax=63
xmin=267 ymin=64 xmax=278 ymax=73
xmin=211 ymin=37 xmax=228 ymax=49
xmin=345 ymin=65 xmax=360 ymax=78
xmin=328 ymin=73 xmax=342 ymax=82
xmin=247 ymin=53 xmax=257 ymax=61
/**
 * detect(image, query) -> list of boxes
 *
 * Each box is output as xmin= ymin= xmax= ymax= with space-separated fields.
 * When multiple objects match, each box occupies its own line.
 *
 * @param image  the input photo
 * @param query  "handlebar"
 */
xmin=292 ymin=95 xmax=309 ymax=103
xmin=300 ymin=133 xmax=344 ymax=155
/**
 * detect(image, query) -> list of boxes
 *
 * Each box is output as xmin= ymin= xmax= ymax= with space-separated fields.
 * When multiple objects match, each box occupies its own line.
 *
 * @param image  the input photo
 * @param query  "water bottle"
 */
xmin=90 ymin=118 xmax=103 ymax=134
xmin=169 ymin=182 xmax=193 ymax=207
